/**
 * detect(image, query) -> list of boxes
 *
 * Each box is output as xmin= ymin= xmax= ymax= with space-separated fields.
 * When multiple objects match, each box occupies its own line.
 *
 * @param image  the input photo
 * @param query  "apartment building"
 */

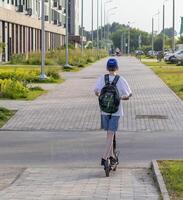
xmin=68 ymin=0 xmax=81 ymax=47
xmin=0 ymin=0 xmax=66 ymax=62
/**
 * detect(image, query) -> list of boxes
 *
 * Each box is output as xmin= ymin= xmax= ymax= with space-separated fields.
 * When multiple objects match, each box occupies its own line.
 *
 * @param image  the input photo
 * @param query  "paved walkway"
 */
xmin=1 ymin=56 xmax=183 ymax=199
xmin=0 ymin=167 xmax=159 ymax=200
xmin=2 ymin=57 xmax=183 ymax=132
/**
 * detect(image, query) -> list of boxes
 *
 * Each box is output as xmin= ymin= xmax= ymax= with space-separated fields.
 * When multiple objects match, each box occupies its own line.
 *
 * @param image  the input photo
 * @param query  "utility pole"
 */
xmin=40 ymin=0 xmax=47 ymax=80
xmin=152 ymin=17 xmax=154 ymax=52
xmin=81 ymin=0 xmax=84 ymax=53
xmin=101 ymin=0 xmax=103 ymax=48
xmin=172 ymin=0 xmax=175 ymax=52
xmin=163 ymin=4 xmax=165 ymax=54
xmin=121 ymin=33 xmax=123 ymax=54
xmin=124 ymin=33 xmax=126 ymax=54
xmin=64 ymin=0 xmax=71 ymax=68
xmin=97 ymin=0 xmax=99 ymax=56
xmin=91 ymin=0 xmax=94 ymax=49
xmin=128 ymin=22 xmax=130 ymax=55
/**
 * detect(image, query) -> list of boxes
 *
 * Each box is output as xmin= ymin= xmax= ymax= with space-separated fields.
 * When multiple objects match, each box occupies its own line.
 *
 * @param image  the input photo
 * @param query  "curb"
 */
xmin=151 ymin=160 xmax=170 ymax=200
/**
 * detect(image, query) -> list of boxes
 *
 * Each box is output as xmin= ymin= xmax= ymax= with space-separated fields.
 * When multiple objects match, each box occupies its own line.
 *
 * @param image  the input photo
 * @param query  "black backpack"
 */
xmin=99 ymin=74 xmax=120 ymax=114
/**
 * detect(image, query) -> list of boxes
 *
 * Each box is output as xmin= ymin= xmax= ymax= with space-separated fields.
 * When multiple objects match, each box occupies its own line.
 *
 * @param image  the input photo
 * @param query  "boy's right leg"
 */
xmin=102 ymin=131 xmax=114 ymax=160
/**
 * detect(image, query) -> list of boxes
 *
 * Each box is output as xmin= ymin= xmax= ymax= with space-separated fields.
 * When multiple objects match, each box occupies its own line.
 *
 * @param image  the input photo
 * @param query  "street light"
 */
xmin=40 ymin=0 xmax=47 ymax=80
xmin=106 ymin=10 xmax=116 ymax=51
xmin=101 ymin=0 xmax=103 ymax=48
xmin=163 ymin=0 xmax=169 ymax=54
xmin=172 ymin=0 xmax=175 ymax=52
xmin=64 ymin=0 xmax=71 ymax=68
xmin=91 ymin=0 xmax=94 ymax=49
xmin=81 ymin=0 xmax=84 ymax=53
xmin=127 ymin=21 xmax=134 ymax=55
xmin=106 ymin=6 xmax=117 ymax=39
xmin=152 ymin=11 xmax=159 ymax=53
xmin=104 ymin=0 xmax=113 ymax=44
xmin=97 ymin=0 xmax=99 ymax=55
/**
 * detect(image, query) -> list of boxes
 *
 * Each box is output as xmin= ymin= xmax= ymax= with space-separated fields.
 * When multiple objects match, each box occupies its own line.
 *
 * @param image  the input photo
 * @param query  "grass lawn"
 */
xmin=0 ymin=64 xmax=82 ymax=72
xmin=142 ymin=60 xmax=183 ymax=100
xmin=158 ymin=161 xmax=183 ymax=200
xmin=26 ymin=87 xmax=47 ymax=100
xmin=0 ymin=107 xmax=16 ymax=128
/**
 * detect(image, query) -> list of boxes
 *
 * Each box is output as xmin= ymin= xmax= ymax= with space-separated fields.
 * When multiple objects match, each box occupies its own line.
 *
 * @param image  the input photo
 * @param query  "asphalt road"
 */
xmin=0 ymin=130 xmax=182 ymax=167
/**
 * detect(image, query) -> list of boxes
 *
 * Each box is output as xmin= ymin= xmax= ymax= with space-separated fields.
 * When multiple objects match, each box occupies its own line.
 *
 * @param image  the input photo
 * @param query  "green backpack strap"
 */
xmin=104 ymin=74 xmax=110 ymax=85
xmin=111 ymin=75 xmax=120 ymax=86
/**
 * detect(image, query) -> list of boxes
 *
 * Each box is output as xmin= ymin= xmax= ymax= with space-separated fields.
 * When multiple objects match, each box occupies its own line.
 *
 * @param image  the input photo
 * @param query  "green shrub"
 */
xmin=0 ymin=107 xmax=11 ymax=120
xmin=0 ymin=79 xmax=29 ymax=99
xmin=0 ymin=70 xmax=40 ymax=83
xmin=9 ymin=49 xmax=108 ymax=66
xmin=10 ymin=54 xmax=26 ymax=64
xmin=46 ymin=69 xmax=60 ymax=79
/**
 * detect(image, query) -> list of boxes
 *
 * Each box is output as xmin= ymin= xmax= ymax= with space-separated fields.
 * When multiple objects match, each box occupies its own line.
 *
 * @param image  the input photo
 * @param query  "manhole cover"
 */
xmin=136 ymin=115 xmax=168 ymax=119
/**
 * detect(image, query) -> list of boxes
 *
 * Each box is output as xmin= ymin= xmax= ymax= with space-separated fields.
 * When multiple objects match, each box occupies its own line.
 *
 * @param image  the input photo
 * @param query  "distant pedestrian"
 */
xmin=94 ymin=58 xmax=132 ymax=170
xmin=157 ymin=51 xmax=164 ymax=62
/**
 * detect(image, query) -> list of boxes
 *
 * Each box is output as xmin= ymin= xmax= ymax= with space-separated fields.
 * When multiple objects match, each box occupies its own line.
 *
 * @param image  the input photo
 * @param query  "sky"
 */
xmin=82 ymin=0 xmax=183 ymax=34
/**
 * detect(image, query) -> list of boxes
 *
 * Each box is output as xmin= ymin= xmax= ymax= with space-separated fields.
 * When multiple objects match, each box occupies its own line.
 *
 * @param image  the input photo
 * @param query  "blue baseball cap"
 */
xmin=106 ymin=58 xmax=119 ymax=70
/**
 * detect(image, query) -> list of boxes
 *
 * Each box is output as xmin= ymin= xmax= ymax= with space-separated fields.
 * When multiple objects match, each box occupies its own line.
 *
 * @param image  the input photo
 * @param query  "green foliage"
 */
xmin=177 ymin=35 xmax=183 ymax=44
xmin=141 ymin=45 xmax=152 ymax=54
xmin=46 ymin=69 xmax=60 ymax=79
xmin=109 ymin=23 xmax=152 ymax=51
xmin=160 ymin=27 xmax=177 ymax=38
xmin=10 ymin=49 xmax=107 ymax=67
xmin=0 ymin=79 xmax=29 ymax=99
xmin=0 ymin=43 xmax=6 ymax=54
xmin=143 ymin=61 xmax=183 ymax=99
xmin=10 ymin=54 xmax=27 ymax=64
xmin=0 ymin=107 xmax=15 ymax=127
xmin=154 ymin=34 xmax=163 ymax=51
xmin=0 ymin=68 xmax=61 ymax=83
xmin=159 ymin=161 xmax=183 ymax=199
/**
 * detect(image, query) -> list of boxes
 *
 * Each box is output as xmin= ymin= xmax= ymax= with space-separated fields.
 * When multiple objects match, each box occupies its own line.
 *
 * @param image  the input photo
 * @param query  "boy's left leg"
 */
xmin=102 ymin=131 xmax=114 ymax=160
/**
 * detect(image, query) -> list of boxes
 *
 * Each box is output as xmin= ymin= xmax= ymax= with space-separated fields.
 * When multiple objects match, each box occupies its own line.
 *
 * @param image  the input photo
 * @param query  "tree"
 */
xmin=177 ymin=35 xmax=183 ymax=44
xmin=160 ymin=27 xmax=177 ymax=38
xmin=154 ymin=34 xmax=163 ymax=51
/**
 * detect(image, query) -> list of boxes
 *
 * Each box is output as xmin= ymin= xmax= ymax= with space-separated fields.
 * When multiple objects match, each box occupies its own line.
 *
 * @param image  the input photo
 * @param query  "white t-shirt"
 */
xmin=94 ymin=74 xmax=132 ymax=117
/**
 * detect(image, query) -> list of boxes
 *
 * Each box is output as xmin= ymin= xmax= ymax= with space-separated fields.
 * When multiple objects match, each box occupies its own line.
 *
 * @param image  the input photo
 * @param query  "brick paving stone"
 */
xmin=2 ymin=57 xmax=183 ymax=132
xmin=0 ymin=168 xmax=160 ymax=200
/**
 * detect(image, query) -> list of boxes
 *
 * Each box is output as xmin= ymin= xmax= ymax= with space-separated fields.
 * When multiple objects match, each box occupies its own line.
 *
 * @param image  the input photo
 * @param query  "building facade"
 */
xmin=68 ymin=0 xmax=80 ymax=47
xmin=0 ymin=0 xmax=66 ymax=62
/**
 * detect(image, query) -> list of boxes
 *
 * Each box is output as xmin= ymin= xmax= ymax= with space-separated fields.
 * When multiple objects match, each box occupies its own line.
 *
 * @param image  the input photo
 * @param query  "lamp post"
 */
xmin=152 ymin=17 xmax=154 ymax=52
xmin=104 ymin=0 xmax=113 ymax=45
xmin=152 ymin=12 xmax=159 ymax=53
xmin=106 ymin=7 xmax=117 ymax=39
xmin=40 ymin=0 xmax=47 ymax=80
xmin=172 ymin=0 xmax=175 ymax=52
xmin=64 ymin=0 xmax=71 ymax=68
xmin=81 ymin=0 xmax=84 ymax=53
xmin=101 ymin=0 xmax=103 ymax=48
xmin=106 ymin=11 xmax=116 ymax=51
xmin=121 ymin=33 xmax=124 ymax=54
xmin=127 ymin=21 xmax=134 ymax=55
xmin=91 ymin=0 xmax=94 ymax=49
xmin=97 ymin=0 xmax=99 ymax=55
xmin=163 ymin=0 xmax=169 ymax=54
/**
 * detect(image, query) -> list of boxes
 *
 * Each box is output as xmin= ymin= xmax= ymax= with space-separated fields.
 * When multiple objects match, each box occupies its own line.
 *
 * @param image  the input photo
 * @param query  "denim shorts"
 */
xmin=101 ymin=115 xmax=120 ymax=132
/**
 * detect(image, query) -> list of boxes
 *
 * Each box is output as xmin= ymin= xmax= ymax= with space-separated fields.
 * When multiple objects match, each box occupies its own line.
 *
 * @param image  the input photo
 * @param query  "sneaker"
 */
xmin=101 ymin=158 xmax=111 ymax=170
xmin=101 ymin=158 xmax=106 ymax=166
xmin=109 ymin=156 xmax=118 ymax=166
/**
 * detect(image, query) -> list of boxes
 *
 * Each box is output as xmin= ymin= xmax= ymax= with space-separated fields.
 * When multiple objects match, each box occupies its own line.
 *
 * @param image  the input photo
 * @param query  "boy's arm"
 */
xmin=95 ymin=91 xmax=100 ymax=97
xmin=121 ymin=93 xmax=132 ymax=100
xmin=94 ymin=76 xmax=103 ymax=97
xmin=119 ymin=77 xmax=132 ymax=100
